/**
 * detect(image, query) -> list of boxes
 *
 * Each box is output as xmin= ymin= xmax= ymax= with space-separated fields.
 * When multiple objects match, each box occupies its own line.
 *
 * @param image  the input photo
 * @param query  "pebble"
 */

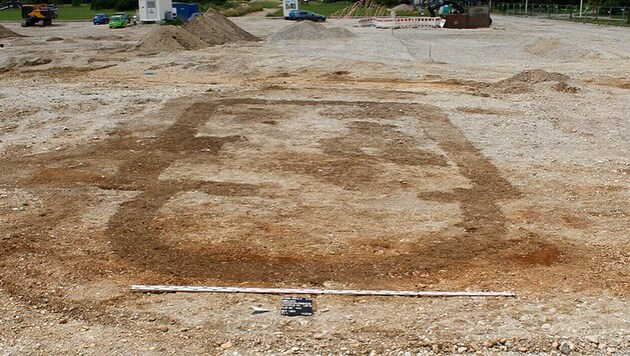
xmin=157 ymin=326 xmax=169 ymax=332
xmin=457 ymin=347 xmax=467 ymax=353
xmin=313 ymin=332 xmax=327 ymax=340
xmin=220 ymin=341 xmax=233 ymax=349
xmin=585 ymin=335 xmax=598 ymax=344
xmin=609 ymin=338 xmax=621 ymax=347
xmin=559 ymin=341 xmax=573 ymax=355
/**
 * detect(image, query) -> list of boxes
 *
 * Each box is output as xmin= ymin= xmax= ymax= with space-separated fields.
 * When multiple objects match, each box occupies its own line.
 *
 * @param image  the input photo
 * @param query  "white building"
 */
xmin=138 ymin=0 xmax=172 ymax=22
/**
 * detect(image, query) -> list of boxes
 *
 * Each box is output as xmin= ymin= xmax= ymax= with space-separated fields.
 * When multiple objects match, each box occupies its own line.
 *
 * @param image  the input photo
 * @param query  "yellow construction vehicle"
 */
xmin=0 ymin=1 xmax=58 ymax=27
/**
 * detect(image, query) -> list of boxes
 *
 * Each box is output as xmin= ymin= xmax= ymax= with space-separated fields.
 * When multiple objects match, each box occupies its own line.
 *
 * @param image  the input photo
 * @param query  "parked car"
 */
xmin=93 ymin=13 xmax=110 ymax=25
xmin=286 ymin=10 xmax=326 ymax=22
xmin=109 ymin=15 xmax=128 ymax=29
xmin=114 ymin=12 xmax=131 ymax=24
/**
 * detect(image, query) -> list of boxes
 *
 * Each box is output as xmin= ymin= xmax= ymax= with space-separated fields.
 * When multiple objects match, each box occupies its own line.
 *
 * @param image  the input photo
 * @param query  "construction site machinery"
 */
xmin=0 ymin=1 xmax=58 ymax=27
xmin=427 ymin=1 xmax=491 ymax=28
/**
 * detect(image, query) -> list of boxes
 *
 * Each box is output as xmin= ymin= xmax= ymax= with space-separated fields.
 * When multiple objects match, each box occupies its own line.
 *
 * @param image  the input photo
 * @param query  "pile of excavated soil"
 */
xmin=267 ymin=21 xmax=356 ymax=42
xmin=0 ymin=55 xmax=52 ymax=72
xmin=490 ymin=69 xmax=578 ymax=94
xmin=524 ymin=38 xmax=560 ymax=56
xmin=505 ymin=69 xmax=570 ymax=84
xmin=392 ymin=4 xmax=414 ymax=12
xmin=0 ymin=24 xmax=23 ymax=38
xmin=183 ymin=9 xmax=259 ymax=45
xmin=135 ymin=26 xmax=208 ymax=53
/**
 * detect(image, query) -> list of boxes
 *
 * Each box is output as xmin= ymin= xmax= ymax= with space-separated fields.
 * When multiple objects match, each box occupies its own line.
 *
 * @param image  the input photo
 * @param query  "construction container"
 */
xmin=138 ymin=0 xmax=172 ymax=22
xmin=172 ymin=2 xmax=199 ymax=22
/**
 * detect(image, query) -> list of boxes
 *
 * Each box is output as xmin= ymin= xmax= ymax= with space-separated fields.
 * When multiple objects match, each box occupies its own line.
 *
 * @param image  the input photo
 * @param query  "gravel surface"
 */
xmin=0 ymin=15 xmax=628 ymax=355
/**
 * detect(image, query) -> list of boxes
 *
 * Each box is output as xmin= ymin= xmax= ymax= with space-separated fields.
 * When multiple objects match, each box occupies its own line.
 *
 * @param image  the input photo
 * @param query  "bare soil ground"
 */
xmin=0 ymin=16 xmax=629 ymax=355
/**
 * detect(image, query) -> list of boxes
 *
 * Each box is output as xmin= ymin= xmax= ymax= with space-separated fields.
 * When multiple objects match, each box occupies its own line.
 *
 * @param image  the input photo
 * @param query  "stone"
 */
xmin=314 ymin=332 xmax=328 ymax=340
xmin=220 ymin=341 xmax=233 ymax=349
xmin=559 ymin=341 xmax=572 ymax=355
xmin=457 ymin=347 xmax=467 ymax=353
xmin=551 ymin=341 xmax=559 ymax=349
xmin=585 ymin=336 xmax=598 ymax=344
xmin=157 ymin=326 xmax=169 ymax=332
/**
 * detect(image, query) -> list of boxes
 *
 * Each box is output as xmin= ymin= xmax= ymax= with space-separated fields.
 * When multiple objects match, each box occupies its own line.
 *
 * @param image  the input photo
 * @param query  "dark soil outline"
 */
xmin=2 ymin=97 xmax=614 ymax=317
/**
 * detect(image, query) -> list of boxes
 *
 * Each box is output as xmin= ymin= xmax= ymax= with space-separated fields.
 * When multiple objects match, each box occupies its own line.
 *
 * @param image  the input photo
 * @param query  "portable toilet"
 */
xmin=172 ymin=2 xmax=199 ymax=22
xmin=138 ymin=0 xmax=173 ymax=22
xmin=282 ymin=0 xmax=298 ymax=18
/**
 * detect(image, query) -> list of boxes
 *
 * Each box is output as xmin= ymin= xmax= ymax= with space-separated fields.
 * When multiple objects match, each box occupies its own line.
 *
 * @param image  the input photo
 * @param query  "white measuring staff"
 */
xmin=130 ymin=285 xmax=515 ymax=297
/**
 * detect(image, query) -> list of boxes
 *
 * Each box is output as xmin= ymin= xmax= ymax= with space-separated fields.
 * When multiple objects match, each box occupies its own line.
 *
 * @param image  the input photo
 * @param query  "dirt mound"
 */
xmin=490 ymin=69 xmax=578 ymax=94
xmin=0 ymin=55 xmax=53 ymax=72
xmin=0 ymin=24 xmax=24 ymax=38
xmin=183 ymin=9 xmax=259 ymax=45
xmin=135 ymin=26 xmax=208 ymax=53
xmin=506 ymin=69 xmax=570 ymax=84
xmin=392 ymin=4 xmax=414 ymax=12
xmin=267 ymin=21 xmax=356 ymax=42
xmin=524 ymin=38 xmax=560 ymax=56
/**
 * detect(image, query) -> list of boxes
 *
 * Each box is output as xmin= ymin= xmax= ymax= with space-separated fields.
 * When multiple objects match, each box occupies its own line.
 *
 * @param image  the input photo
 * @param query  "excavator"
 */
xmin=0 ymin=1 xmax=58 ymax=27
xmin=426 ymin=0 xmax=491 ymax=28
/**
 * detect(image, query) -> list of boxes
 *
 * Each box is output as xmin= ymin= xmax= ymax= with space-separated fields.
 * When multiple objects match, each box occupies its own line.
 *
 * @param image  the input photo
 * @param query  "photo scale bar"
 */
xmin=131 ymin=285 xmax=516 ymax=297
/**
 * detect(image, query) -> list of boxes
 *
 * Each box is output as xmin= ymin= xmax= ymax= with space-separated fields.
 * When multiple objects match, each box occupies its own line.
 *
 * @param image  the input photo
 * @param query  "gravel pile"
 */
xmin=490 ymin=69 xmax=575 ymax=94
xmin=0 ymin=24 xmax=24 ymax=38
xmin=183 ymin=9 xmax=259 ymax=45
xmin=391 ymin=4 xmax=414 ymax=12
xmin=135 ymin=26 xmax=208 ymax=53
xmin=267 ymin=21 xmax=356 ymax=42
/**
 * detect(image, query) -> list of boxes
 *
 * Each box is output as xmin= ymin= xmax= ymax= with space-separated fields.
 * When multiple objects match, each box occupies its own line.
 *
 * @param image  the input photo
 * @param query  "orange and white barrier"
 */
xmin=358 ymin=16 xmax=444 ymax=28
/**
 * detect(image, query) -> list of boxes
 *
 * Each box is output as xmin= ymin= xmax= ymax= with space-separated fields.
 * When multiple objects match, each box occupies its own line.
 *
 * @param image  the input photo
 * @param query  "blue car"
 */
xmin=93 ymin=13 xmax=110 ymax=25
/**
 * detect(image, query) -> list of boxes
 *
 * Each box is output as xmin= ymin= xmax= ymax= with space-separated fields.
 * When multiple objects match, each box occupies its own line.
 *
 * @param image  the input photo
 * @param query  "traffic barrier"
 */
xmin=358 ymin=16 xmax=444 ymax=28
